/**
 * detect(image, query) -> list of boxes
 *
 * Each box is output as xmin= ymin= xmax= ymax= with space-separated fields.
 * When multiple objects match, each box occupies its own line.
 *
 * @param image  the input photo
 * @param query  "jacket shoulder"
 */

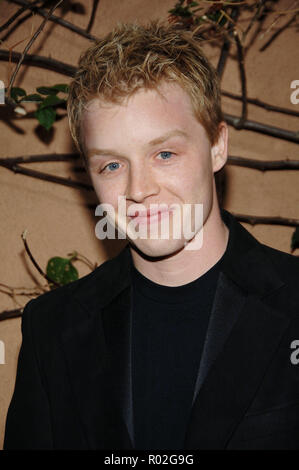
xmin=260 ymin=242 xmax=299 ymax=281
xmin=257 ymin=243 xmax=299 ymax=319
xmin=21 ymin=250 xmax=126 ymax=330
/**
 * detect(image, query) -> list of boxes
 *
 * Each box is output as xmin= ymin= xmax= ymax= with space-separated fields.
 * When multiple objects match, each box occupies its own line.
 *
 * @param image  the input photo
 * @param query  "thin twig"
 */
xmin=224 ymin=113 xmax=299 ymax=143
xmin=227 ymin=155 xmax=299 ymax=170
xmin=86 ymin=0 xmax=100 ymax=34
xmin=233 ymin=29 xmax=247 ymax=128
xmin=0 ymin=48 xmax=76 ymax=76
xmin=2 ymin=290 xmax=31 ymax=308
xmin=2 ymin=163 xmax=93 ymax=191
xmin=259 ymin=11 xmax=298 ymax=51
xmin=218 ymin=7 xmax=244 ymax=33
xmin=259 ymin=0 xmax=298 ymax=40
xmin=0 ymin=153 xmax=92 ymax=190
xmin=231 ymin=212 xmax=299 ymax=227
xmin=242 ymin=0 xmax=268 ymax=42
xmin=200 ymin=0 xmax=248 ymax=5
xmin=0 ymin=281 xmax=48 ymax=295
xmin=201 ymin=16 xmax=238 ymax=44
xmin=222 ymin=90 xmax=299 ymax=118
xmin=21 ymin=229 xmax=61 ymax=287
xmin=67 ymin=251 xmax=98 ymax=270
xmin=217 ymin=38 xmax=231 ymax=78
xmin=7 ymin=0 xmax=64 ymax=96
xmin=9 ymin=0 xmax=98 ymax=41
xmin=0 ymin=308 xmax=23 ymax=321
xmin=217 ymin=6 xmax=240 ymax=78
xmin=0 ymin=153 xmax=80 ymax=165
xmin=0 ymin=0 xmax=40 ymax=34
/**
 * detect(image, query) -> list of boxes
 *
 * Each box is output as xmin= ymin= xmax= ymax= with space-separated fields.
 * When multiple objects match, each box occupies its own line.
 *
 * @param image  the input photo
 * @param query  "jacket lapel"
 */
xmin=184 ymin=286 xmax=290 ymax=449
xmin=190 ymin=271 xmax=247 ymax=406
xmin=60 ymin=247 xmax=134 ymax=449
xmin=100 ymin=283 xmax=135 ymax=448
xmin=184 ymin=209 xmax=289 ymax=449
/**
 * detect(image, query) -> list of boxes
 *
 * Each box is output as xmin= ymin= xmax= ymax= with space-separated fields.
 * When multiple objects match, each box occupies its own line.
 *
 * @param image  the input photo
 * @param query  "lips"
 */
xmin=128 ymin=206 xmax=170 ymax=218
xmin=127 ymin=206 xmax=172 ymax=224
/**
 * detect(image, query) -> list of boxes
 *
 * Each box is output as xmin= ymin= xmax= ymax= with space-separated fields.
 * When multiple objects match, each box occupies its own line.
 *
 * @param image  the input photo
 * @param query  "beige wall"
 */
xmin=0 ymin=0 xmax=298 ymax=449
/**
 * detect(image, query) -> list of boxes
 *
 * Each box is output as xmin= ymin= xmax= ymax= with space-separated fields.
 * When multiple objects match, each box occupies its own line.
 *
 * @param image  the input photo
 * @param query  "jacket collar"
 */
xmin=61 ymin=209 xmax=288 ymax=449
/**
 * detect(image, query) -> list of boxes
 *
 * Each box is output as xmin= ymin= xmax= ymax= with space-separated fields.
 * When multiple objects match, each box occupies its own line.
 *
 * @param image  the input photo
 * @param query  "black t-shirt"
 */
xmin=131 ymin=250 xmax=226 ymax=450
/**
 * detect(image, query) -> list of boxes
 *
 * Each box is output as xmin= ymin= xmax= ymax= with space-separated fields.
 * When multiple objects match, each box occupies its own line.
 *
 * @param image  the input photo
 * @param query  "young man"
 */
xmin=4 ymin=21 xmax=299 ymax=450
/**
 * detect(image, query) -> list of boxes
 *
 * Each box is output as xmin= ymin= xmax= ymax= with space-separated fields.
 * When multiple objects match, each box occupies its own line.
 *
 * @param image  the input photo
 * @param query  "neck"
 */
xmin=129 ymin=201 xmax=229 ymax=287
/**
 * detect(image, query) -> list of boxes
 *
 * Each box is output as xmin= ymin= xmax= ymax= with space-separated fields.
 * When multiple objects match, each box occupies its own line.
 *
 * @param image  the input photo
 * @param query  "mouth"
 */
xmin=127 ymin=207 xmax=172 ymax=225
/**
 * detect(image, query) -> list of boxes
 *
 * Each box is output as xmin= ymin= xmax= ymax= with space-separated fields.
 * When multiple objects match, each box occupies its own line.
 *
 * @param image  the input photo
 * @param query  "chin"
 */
xmin=128 ymin=236 xmax=186 ymax=260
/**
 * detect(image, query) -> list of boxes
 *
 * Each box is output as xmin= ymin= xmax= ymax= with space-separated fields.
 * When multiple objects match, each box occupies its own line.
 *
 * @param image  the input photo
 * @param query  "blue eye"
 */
xmin=158 ymin=151 xmax=173 ymax=160
xmin=103 ymin=162 xmax=120 ymax=172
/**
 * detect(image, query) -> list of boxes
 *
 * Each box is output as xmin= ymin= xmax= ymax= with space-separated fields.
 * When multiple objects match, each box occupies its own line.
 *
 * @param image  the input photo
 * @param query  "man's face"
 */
xmin=81 ymin=81 xmax=227 ymax=258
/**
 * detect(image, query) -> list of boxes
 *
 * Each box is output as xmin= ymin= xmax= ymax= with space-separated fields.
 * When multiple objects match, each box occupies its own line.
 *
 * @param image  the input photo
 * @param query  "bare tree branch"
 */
xmin=7 ymin=0 xmax=64 ymax=96
xmin=260 ymin=11 xmax=298 ymax=51
xmin=224 ymin=113 xmax=299 ymax=143
xmin=86 ymin=0 xmax=100 ymax=34
xmin=242 ymin=0 xmax=268 ymax=41
xmin=228 ymin=155 xmax=299 ymax=170
xmin=233 ymin=29 xmax=247 ymax=128
xmin=0 ymin=308 xmax=23 ymax=321
xmin=0 ymin=153 xmax=80 ymax=165
xmin=222 ymin=90 xmax=299 ymax=118
xmin=1 ymin=162 xmax=93 ymax=191
xmin=8 ymin=0 xmax=99 ymax=41
xmin=0 ymin=48 xmax=76 ymax=76
xmin=231 ymin=212 xmax=299 ymax=227
xmin=217 ymin=6 xmax=240 ymax=78
xmin=0 ymin=0 xmax=41 ymax=34
xmin=21 ymin=229 xmax=61 ymax=287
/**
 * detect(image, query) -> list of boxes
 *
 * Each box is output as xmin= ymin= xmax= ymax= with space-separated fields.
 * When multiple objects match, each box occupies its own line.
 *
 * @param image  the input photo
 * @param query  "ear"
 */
xmin=211 ymin=121 xmax=228 ymax=173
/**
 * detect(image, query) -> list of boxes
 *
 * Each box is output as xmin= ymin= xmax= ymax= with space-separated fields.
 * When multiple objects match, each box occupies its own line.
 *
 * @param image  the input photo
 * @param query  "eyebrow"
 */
xmin=87 ymin=129 xmax=188 ymax=160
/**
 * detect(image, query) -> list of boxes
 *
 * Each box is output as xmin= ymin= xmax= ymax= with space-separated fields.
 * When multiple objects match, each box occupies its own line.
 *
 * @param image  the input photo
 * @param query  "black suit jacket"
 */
xmin=4 ymin=209 xmax=299 ymax=450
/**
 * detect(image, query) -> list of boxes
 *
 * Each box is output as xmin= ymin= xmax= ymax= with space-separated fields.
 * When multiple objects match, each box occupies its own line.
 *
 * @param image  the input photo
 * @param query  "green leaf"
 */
xmin=39 ymin=94 xmax=66 ymax=109
xmin=20 ymin=93 xmax=43 ymax=103
xmin=51 ymin=84 xmax=69 ymax=93
xmin=36 ymin=86 xmax=60 ymax=96
xmin=36 ymin=84 xmax=69 ymax=95
xmin=46 ymin=256 xmax=79 ymax=286
xmin=176 ymin=6 xmax=192 ymax=17
xmin=291 ymin=227 xmax=299 ymax=252
xmin=10 ymin=87 xmax=26 ymax=102
xmin=34 ymin=106 xmax=56 ymax=130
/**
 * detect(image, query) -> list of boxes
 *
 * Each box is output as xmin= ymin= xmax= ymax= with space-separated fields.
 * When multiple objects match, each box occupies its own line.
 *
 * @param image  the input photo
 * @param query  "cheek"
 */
xmin=92 ymin=178 xmax=124 ymax=208
xmin=182 ymin=157 xmax=213 ymax=198
xmin=182 ymin=161 xmax=207 ymax=187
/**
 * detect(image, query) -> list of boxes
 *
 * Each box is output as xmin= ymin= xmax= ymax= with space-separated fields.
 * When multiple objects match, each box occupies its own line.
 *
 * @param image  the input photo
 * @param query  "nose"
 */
xmin=126 ymin=163 xmax=160 ymax=203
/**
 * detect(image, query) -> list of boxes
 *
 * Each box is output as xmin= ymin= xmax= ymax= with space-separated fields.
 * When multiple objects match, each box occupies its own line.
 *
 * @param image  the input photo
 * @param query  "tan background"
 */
xmin=0 ymin=0 xmax=298 ymax=449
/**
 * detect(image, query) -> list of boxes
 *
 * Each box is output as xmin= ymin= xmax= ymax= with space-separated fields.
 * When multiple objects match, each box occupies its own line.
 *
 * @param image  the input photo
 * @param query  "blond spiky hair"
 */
xmin=67 ymin=20 xmax=223 ymax=160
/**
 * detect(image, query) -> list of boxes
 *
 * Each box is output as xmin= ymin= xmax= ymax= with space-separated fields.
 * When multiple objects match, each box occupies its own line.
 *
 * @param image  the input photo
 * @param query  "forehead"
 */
xmin=81 ymin=82 xmax=196 ymax=131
